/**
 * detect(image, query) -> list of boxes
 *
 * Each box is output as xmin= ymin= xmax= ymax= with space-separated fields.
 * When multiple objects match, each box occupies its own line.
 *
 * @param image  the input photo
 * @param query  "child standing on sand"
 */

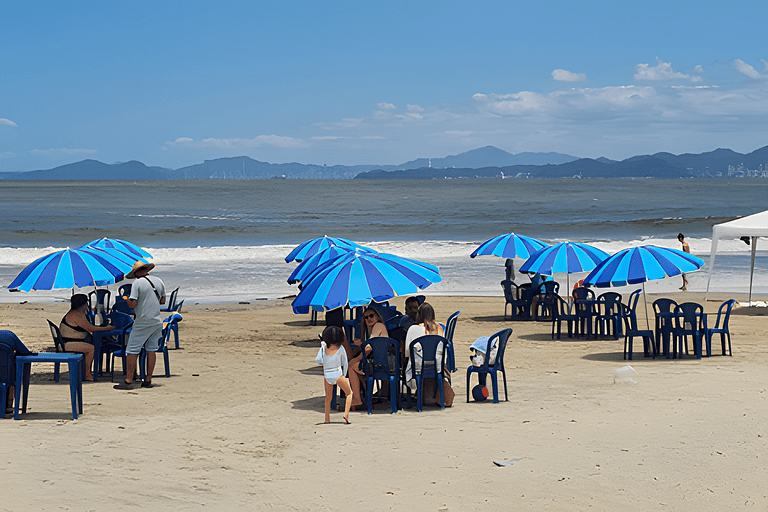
xmin=315 ymin=325 xmax=353 ymax=424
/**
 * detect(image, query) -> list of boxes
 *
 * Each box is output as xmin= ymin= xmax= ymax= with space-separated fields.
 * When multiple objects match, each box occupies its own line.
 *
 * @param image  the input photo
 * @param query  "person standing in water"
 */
xmin=678 ymin=233 xmax=690 ymax=291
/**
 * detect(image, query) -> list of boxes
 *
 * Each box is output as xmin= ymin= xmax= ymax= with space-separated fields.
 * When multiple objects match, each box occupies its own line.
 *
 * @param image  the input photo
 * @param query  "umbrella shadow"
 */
xmin=471 ymin=315 xmax=509 ymax=323
xmin=292 ymin=339 xmax=320 ymax=348
xmin=284 ymin=320 xmax=316 ymax=327
xmin=581 ymin=352 xmax=660 ymax=362
xmin=291 ymin=395 xmax=325 ymax=412
xmin=8 ymin=411 xmax=81 ymax=421
xmin=298 ymin=365 xmax=324 ymax=377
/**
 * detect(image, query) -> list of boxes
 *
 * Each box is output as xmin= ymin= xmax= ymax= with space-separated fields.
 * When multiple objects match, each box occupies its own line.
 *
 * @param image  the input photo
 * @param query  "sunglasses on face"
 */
xmin=364 ymin=314 xmax=376 ymax=320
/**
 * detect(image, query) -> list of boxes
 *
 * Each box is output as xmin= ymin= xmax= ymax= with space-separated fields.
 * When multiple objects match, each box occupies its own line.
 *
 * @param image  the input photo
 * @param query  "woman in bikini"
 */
xmin=347 ymin=306 xmax=388 ymax=409
xmin=59 ymin=294 xmax=116 ymax=381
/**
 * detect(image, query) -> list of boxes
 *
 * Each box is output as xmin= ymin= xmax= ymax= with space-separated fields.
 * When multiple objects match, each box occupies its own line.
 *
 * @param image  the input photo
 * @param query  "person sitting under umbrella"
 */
xmin=59 ymin=294 xmax=115 ymax=381
xmin=347 ymin=306 xmax=388 ymax=410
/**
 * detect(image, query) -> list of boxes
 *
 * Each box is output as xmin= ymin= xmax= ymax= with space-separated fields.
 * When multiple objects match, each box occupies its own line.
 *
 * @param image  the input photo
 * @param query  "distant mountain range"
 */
xmin=357 ymin=146 xmax=768 ymax=180
xmin=1 ymin=145 xmax=766 ymax=180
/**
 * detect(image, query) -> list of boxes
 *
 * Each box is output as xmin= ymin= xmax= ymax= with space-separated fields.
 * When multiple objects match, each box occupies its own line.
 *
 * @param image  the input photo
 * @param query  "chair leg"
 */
xmin=416 ymin=376 xmax=423 ymax=412
xmin=366 ymin=376 xmax=373 ymax=414
xmin=490 ymin=371 xmax=499 ymax=403
xmin=54 ymin=361 xmax=60 ymax=383
xmin=163 ymin=349 xmax=170 ymax=377
xmin=437 ymin=376 xmax=445 ymax=410
xmin=501 ymin=369 xmax=508 ymax=401
xmin=389 ymin=377 xmax=397 ymax=414
xmin=466 ymin=368 xmax=472 ymax=403
xmin=1 ymin=383 xmax=6 ymax=419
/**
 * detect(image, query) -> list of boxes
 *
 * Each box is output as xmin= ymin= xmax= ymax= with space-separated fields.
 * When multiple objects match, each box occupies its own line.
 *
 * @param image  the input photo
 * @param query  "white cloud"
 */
xmin=30 ymin=147 xmax=98 ymax=155
xmin=165 ymin=135 xmax=305 ymax=149
xmin=407 ymin=104 xmax=424 ymax=112
xmin=310 ymin=136 xmax=349 ymax=140
xmin=552 ymin=69 xmax=587 ymax=82
xmin=733 ymin=58 xmax=765 ymax=79
xmin=377 ymin=102 xmax=396 ymax=110
xmin=695 ymin=65 xmax=704 ymax=73
xmin=0 ymin=151 xmax=14 ymax=159
xmin=445 ymin=130 xmax=473 ymax=136
xmin=360 ymin=135 xmax=385 ymax=140
xmin=315 ymin=117 xmax=364 ymax=130
xmin=0 ymin=118 xmax=18 ymax=127
xmin=634 ymin=58 xmax=702 ymax=82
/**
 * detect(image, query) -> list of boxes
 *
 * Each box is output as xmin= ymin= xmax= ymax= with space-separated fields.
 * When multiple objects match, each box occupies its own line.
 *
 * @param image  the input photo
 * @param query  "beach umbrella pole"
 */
xmin=642 ymin=283 xmax=650 ymax=331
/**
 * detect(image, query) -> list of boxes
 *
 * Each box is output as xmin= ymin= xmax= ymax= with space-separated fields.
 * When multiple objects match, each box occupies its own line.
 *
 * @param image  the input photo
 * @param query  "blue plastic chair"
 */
xmin=466 ymin=328 xmax=512 ymax=403
xmin=653 ymin=298 xmax=678 ymax=358
xmin=0 ymin=343 xmax=13 ymax=418
xmin=163 ymin=312 xmax=183 ymax=349
xmin=532 ymin=281 xmax=560 ymax=321
xmin=501 ymin=280 xmax=525 ymax=320
xmin=705 ymin=299 xmax=735 ymax=356
xmin=139 ymin=320 xmax=175 ymax=380
xmin=88 ymin=289 xmax=112 ymax=317
xmin=596 ymin=292 xmax=623 ymax=339
xmin=118 ymin=284 xmax=132 ymax=297
xmin=160 ymin=287 xmax=180 ymax=313
xmin=573 ymin=287 xmax=596 ymax=338
xmin=551 ymin=296 xmax=579 ymax=339
xmin=112 ymin=299 xmax=134 ymax=316
xmin=408 ymin=335 xmax=448 ymax=412
xmin=101 ymin=311 xmax=134 ymax=381
xmin=361 ymin=337 xmax=400 ymax=414
xmin=47 ymin=320 xmax=88 ymax=383
xmin=622 ymin=290 xmax=656 ymax=360
xmin=443 ymin=311 xmax=460 ymax=372
xmin=672 ymin=302 xmax=705 ymax=359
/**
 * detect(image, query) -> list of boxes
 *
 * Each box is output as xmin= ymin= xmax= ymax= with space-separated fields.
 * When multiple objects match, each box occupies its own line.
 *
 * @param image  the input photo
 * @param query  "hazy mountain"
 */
xmin=1 ymin=145 xmax=766 ymax=180
xmin=394 ymin=146 xmax=578 ymax=169
xmin=0 ymin=159 xmax=171 ymax=180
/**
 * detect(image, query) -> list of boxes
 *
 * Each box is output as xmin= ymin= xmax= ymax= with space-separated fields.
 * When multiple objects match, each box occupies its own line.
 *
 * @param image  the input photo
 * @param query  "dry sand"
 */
xmin=1 ymin=292 xmax=768 ymax=511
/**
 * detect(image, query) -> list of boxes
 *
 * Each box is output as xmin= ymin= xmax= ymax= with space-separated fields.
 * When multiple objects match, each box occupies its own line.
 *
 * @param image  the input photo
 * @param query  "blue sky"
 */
xmin=2 ymin=1 xmax=767 ymax=171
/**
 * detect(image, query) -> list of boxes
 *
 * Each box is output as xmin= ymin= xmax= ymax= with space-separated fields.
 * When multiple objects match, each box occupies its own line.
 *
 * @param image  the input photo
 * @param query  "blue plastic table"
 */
xmin=15 ymin=353 xmax=84 ymax=420
xmin=91 ymin=327 xmax=124 ymax=381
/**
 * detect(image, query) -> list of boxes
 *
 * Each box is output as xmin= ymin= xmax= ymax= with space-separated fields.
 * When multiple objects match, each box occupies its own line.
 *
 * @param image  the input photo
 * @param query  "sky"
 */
xmin=2 ymin=0 xmax=768 ymax=171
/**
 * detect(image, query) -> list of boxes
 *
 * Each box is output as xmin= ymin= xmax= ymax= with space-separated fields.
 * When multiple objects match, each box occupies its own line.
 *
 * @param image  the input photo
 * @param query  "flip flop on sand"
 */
xmin=141 ymin=381 xmax=153 ymax=388
xmin=344 ymin=416 xmax=350 ymax=424
xmin=113 ymin=380 xmax=134 ymax=390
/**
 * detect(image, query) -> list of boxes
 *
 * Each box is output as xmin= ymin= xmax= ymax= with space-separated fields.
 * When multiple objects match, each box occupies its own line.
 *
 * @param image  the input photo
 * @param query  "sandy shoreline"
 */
xmin=1 ymin=292 xmax=767 ymax=510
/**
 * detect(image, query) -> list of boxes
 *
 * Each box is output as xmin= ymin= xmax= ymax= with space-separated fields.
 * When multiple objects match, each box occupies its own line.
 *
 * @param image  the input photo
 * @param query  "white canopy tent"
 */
xmin=706 ymin=210 xmax=768 ymax=304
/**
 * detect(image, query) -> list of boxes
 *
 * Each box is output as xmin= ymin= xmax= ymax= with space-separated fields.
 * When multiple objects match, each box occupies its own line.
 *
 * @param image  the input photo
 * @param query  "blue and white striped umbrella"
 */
xmin=285 ymin=236 xmax=363 ymax=263
xmin=8 ymin=247 xmax=134 ymax=292
xmin=470 ymin=233 xmax=549 ymax=260
xmin=288 ymin=245 xmax=377 ymax=285
xmin=520 ymin=242 xmax=610 ymax=276
xmin=292 ymin=250 xmax=441 ymax=314
xmin=81 ymin=237 xmax=152 ymax=261
xmin=583 ymin=245 xmax=705 ymax=288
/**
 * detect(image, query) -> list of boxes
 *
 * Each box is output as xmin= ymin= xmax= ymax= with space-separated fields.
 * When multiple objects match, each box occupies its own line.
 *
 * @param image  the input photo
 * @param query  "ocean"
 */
xmin=0 ymin=179 xmax=766 ymax=304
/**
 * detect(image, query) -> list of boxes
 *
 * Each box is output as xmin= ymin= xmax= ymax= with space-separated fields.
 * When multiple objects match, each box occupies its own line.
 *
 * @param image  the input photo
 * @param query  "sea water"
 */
xmin=0 ymin=179 xmax=766 ymax=304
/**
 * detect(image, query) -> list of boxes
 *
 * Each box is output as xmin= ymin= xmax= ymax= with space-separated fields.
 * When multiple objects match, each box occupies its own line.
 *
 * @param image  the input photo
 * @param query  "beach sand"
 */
xmin=1 ymin=292 xmax=768 ymax=511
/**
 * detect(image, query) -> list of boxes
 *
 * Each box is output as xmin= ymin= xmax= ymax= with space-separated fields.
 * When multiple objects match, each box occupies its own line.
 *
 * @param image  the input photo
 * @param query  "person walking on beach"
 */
xmin=114 ymin=261 xmax=166 ymax=390
xmin=678 ymin=233 xmax=690 ymax=291
xmin=315 ymin=325 xmax=352 ymax=424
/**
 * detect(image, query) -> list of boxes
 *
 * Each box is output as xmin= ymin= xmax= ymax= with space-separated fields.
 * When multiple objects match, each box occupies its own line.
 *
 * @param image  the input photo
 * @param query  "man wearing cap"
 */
xmin=114 ymin=261 xmax=166 ymax=390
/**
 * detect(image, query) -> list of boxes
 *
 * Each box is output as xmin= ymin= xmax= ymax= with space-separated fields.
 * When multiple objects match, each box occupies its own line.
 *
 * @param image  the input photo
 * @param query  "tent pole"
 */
xmin=749 ymin=237 xmax=757 ymax=305
xmin=642 ymin=282 xmax=650 ymax=331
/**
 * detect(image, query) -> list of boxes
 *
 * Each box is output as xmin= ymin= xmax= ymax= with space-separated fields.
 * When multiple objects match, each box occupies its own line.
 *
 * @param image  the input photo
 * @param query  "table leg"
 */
xmin=14 ymin=360 xmax=22 ymax=420
xmin=68 ymin=361 xmax=79 ymax=419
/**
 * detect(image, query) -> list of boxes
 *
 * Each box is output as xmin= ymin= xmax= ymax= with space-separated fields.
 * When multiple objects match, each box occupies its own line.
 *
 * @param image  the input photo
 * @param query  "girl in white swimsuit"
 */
xmin=315 ymin=325 xmax=353 ymax=424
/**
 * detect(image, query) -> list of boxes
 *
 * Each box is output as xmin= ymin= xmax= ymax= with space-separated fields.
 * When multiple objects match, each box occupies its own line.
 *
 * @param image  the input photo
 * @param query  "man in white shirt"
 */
xmin=114 ymin=262 xmax=166 ymax=390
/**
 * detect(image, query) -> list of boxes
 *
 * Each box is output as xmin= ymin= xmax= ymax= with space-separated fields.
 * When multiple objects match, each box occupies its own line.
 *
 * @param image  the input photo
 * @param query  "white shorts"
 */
xmin=126 ymin=324 xmax=163 ymax=355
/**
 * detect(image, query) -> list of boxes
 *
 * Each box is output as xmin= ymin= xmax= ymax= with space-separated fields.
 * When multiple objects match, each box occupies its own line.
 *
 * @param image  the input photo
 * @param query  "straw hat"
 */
xmin=126 ymin=261 xmax=155 ymax=279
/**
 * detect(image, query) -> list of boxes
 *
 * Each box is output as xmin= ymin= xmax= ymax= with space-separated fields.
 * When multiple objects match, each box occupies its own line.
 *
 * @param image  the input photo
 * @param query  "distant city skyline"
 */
xmin=2 ymin=1 xmax=767 ymax=171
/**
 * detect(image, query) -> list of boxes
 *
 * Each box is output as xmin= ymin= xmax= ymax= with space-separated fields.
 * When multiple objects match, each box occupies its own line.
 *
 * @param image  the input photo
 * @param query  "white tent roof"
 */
xmin=707 ymin=209 xmax=768 ymax=301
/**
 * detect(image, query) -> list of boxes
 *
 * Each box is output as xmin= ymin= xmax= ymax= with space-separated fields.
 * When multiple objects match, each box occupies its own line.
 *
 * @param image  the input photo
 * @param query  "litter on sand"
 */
xmin=493 ymin=458 xmax=522 ymax=467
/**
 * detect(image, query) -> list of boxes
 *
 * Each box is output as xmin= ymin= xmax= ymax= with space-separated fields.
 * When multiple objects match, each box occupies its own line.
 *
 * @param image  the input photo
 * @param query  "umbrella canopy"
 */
xmin=81 ymin=237 xmax=152 ymax=261
xmin=470 ymin=233 xmax=549 ymax=260
xmin=285 ymin=236 xmax=362 ymax=263
xmin=582 ymin=245 xmax=705 ymax=288
xmin=288 ymin=245 xmax=377 ymax=285
xmin=292 ymin=250 xmax=441 ymax=314
xmin=9 ymin=247 xmax=135 ymax=292
xmin=520 ymin=242 xmax=610 ymax=276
